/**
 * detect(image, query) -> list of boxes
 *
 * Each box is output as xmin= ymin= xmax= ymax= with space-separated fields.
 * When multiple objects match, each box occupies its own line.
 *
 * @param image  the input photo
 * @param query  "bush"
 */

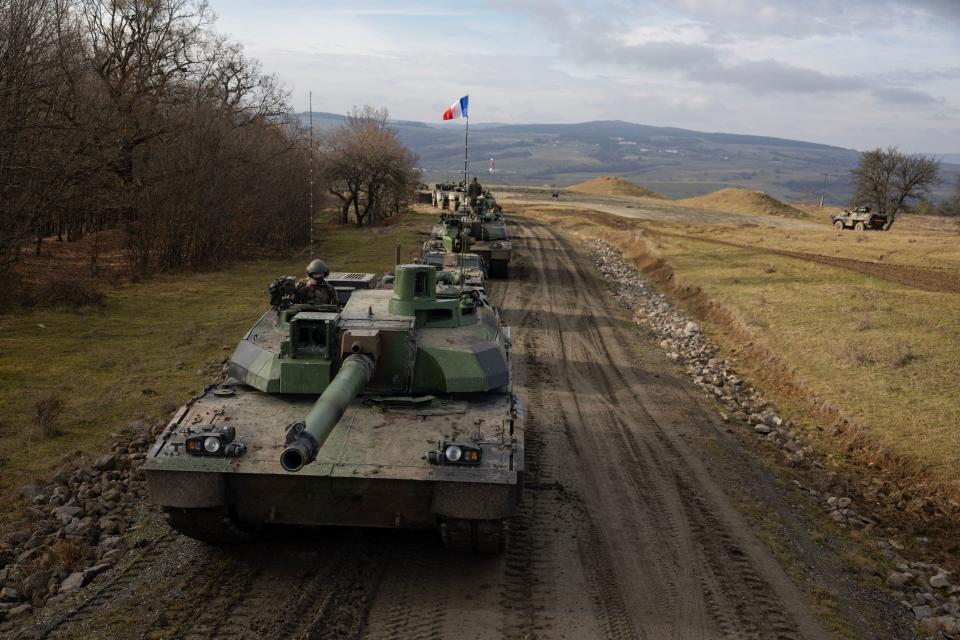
xmin=25 ymin=279 xmax=105 ymax=310
xmin=44 ymin=540 xmax=87 ymax=573
xmin=892 ymin=343 xmax=917 ymax=368
xmin=33 ymin=394 xmax=65 ymax=438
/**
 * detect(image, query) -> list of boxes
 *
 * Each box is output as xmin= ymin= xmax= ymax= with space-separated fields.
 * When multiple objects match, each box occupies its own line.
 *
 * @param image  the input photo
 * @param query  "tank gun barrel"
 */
xmin=280 ymin=353 xmax=375 ymax=472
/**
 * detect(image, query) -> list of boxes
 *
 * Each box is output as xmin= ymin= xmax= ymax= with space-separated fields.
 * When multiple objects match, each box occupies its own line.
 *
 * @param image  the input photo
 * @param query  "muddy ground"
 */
xmin=9 ymin=217 xmax=915 ymax=639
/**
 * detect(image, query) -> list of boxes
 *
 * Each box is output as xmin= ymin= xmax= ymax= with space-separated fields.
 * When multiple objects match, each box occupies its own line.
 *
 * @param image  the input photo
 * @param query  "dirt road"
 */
xmin=13 ymin=217 xmax=911 ymax=640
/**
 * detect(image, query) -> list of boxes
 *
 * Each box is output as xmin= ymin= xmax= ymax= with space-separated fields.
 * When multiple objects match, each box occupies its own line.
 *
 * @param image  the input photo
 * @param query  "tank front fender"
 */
xmin=431 ymin=477 xmax=521 ymax=520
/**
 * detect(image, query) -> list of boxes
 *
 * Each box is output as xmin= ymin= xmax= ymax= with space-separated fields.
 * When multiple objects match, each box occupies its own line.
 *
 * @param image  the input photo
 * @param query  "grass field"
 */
xmin=0 ymin=212 xmax=430 ymax=526
xmin=519 ymin=204 xmax=960 ymax=500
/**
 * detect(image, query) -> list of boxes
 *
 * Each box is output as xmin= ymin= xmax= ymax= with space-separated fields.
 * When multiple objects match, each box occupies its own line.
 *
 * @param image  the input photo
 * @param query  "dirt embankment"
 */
xmin=567 ymin=176 xmax=667 ymax=199
xmin=678 ymin=188 xmax=807 ymax=219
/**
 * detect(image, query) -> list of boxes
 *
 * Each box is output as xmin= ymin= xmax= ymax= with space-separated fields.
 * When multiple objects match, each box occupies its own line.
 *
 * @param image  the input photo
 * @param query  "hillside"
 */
xmin=298 ymin=113 xmax=960 ymax=205
xmin=678 ymin=188 xmax=807 ymax=218
xmin=567 ymin=176 xmax=667 ymax=199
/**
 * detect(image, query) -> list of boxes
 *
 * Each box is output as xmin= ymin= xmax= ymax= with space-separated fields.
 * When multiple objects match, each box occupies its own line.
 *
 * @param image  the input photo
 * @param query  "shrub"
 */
xmin=44 ymin=540 xmax=87 ymax=573
xmin=892 ymin=343 xmax=916 ymax=368
xmin=26 ymin=279 xmax=106 ymax=310
xmin=33 ymin=394 xmax=64 ymax=438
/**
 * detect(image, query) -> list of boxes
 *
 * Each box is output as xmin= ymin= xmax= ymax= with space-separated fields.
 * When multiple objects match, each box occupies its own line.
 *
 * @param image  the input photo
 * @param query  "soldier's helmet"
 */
xmin=306 ymin=259 xmax=330 ymax=278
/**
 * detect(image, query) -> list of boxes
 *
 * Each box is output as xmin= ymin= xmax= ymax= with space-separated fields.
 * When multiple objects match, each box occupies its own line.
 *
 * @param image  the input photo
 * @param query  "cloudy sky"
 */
xmin=207 ymin=0 xmax=960 ymax=153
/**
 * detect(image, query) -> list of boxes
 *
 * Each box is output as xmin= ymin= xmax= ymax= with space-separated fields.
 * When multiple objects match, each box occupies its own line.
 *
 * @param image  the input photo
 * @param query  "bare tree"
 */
xmin=322 ymin=106 xmax=417 ymax=227
xmin=852 ymin=147 xmax=941 ymax=226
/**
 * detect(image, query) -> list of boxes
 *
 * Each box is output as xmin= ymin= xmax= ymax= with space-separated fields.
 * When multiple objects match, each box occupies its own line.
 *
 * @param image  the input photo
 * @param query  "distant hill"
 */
xmin=567 ymin=176 xmax=667 ymax=199
xmin=678 ymin=188 xmax=807 ymax=218
xmin=297 ymin=112 xmax=960 ymax=205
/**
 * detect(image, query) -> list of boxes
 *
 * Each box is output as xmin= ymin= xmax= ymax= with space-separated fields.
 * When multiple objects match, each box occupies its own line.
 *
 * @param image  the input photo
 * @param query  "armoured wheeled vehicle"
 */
xmin=145 ymin=264 xmax=523 ymax=553
xmin=832 ymin=206 xmax=890 ymax=231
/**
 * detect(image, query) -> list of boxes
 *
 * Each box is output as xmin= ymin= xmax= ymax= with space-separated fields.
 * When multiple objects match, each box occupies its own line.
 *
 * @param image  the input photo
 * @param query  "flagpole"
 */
xmin=463 ymin=114 xmax=469 ymax=190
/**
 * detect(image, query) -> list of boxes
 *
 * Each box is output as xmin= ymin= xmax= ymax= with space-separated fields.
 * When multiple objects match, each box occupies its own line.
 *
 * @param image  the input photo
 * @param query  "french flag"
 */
xmin=442 ymin=95 xmax=469 ymax=120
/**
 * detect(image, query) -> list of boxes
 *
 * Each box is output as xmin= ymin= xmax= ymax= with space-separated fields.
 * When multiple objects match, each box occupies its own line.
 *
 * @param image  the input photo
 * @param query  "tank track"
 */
xmin=164 ymin=506 xmax=259 ymax=544
xmin=440 ymin=518 xmax=505 ymax=554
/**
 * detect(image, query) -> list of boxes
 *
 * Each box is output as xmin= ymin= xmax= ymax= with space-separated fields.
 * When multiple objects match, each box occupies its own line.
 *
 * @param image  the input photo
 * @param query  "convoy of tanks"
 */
xmin=142 ymin=163 xmax=903 ymax=556
xmin=145 ymin=182 xmax=520 ymax=553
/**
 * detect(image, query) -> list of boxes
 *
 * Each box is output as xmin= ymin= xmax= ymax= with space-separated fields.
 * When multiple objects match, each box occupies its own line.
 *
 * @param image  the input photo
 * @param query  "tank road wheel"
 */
xmin=833 ymin=220 xmax=844 ymax=231
xmin=440 ymin=518 xmax=506 ymax=554
xmin=164 ymin=507 xmax=259 ymax=545
xmin=854 ymin=221 xmax=865 ymax=231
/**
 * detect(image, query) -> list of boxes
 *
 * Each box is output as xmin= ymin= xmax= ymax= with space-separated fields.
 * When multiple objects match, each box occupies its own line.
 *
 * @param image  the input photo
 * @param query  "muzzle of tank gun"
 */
xmin=280 ymin=350 xmax=376 ymax=472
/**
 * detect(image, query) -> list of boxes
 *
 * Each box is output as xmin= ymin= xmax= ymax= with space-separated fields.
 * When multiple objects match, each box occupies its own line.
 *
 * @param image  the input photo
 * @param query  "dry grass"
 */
xmin=694 ymin=219 xmax=960 ymax=272
xmin=44 ymin=540 xmax=88 ymax=573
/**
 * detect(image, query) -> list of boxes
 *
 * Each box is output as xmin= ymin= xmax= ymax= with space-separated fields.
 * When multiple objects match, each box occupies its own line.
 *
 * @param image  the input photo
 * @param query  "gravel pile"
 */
xmin=0 ymin=417 xmax=162 ymax=625
xmin=590 ymin=239 xmax=959 ymax=637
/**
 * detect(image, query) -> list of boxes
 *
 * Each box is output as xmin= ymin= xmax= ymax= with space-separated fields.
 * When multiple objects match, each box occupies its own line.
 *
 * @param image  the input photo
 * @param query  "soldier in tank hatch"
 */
xmin=295 ymin=259 xmax=338 ymax=305
xmin=467 ymin=177 xmax=483 ymax=207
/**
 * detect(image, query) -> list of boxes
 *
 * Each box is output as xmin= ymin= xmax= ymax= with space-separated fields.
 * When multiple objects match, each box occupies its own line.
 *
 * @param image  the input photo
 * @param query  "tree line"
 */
xmin=0 ymin=0 xmax=417 ymax=292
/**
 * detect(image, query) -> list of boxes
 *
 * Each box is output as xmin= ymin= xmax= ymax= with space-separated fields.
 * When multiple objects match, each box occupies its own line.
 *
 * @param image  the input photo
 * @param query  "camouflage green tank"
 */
xmin=421 ymin=250 xmax=487 ymax=292
xmin=424 ymin=215 xmax=471 ymax=254
xmin=144 ymin=264 xmax=523 ymax=553
xmin=464 ymin=207 xmax=512 ymax=279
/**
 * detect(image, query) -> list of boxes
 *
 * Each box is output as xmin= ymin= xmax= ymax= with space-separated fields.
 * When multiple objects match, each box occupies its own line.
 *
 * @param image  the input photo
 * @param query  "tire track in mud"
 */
xmin=501 ymin=217 xmax=829 ymax=639
xmin=495 ymin=221 xmax=638 ymax=640
xmin=360 ymin=536 xmax=452 ymax=640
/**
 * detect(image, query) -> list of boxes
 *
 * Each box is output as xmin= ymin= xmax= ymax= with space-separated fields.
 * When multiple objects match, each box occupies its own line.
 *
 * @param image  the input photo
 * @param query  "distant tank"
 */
xmin=480 ymin=191 xmax=503 ymax=214
xmin=424 ymin=216 xmax=471 ymax=254
xmin=832 ymin=205 xmax=890 ymax=231
xmin=144 ymin=264 xmax=523 ymax=553
xmin=464 ymin=206 xmax=512 ymax=279
xmin=433 ymin=182 xmax=464 ymax=210
xmin=421 ymin=250 xmax=487 ymax=292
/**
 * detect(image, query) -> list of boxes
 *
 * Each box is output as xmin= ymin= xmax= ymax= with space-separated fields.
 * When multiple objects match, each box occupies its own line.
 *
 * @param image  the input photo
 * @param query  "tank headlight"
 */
xmin=183 ymin=425 xmax=245 ymax=457
xmin=444 ymin=445 xmax=463 ymax=462
xmin=427 ymin=442 xmax=482 ymax=466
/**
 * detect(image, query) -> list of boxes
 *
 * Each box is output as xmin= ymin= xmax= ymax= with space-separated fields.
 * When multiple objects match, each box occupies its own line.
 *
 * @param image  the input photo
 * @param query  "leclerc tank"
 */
xmin=420 ymin=251 xmax=487 ymax=291
xmin=424 ymin=215 xmax=471 ymax=255
xmin=144 ymin=264 xmax=523 ymax=552
xmin=464 ymin=204 xmax=512 ymax=279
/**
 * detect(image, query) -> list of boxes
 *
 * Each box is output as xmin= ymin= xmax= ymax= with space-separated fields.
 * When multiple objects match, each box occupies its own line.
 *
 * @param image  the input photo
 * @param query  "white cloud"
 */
xmin=207 ymin=0 xmax=960 ymax=152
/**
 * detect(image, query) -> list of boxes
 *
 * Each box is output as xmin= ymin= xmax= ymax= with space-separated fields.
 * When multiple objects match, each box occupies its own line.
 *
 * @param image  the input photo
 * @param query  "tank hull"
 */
xmin=144 ymin=382 xmax=523 ymax=530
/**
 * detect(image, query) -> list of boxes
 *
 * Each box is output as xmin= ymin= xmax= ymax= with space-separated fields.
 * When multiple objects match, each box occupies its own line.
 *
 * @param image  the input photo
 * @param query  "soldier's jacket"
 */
xmin=294 ymin=277 xmax=338 ymax=305
xmin=467 ymin=182 xmax=482 ymax=197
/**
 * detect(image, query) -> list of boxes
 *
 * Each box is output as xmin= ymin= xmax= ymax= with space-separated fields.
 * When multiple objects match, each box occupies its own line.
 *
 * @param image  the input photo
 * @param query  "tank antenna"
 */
xmin=309 ymin=91 xmax=315 ymax=257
